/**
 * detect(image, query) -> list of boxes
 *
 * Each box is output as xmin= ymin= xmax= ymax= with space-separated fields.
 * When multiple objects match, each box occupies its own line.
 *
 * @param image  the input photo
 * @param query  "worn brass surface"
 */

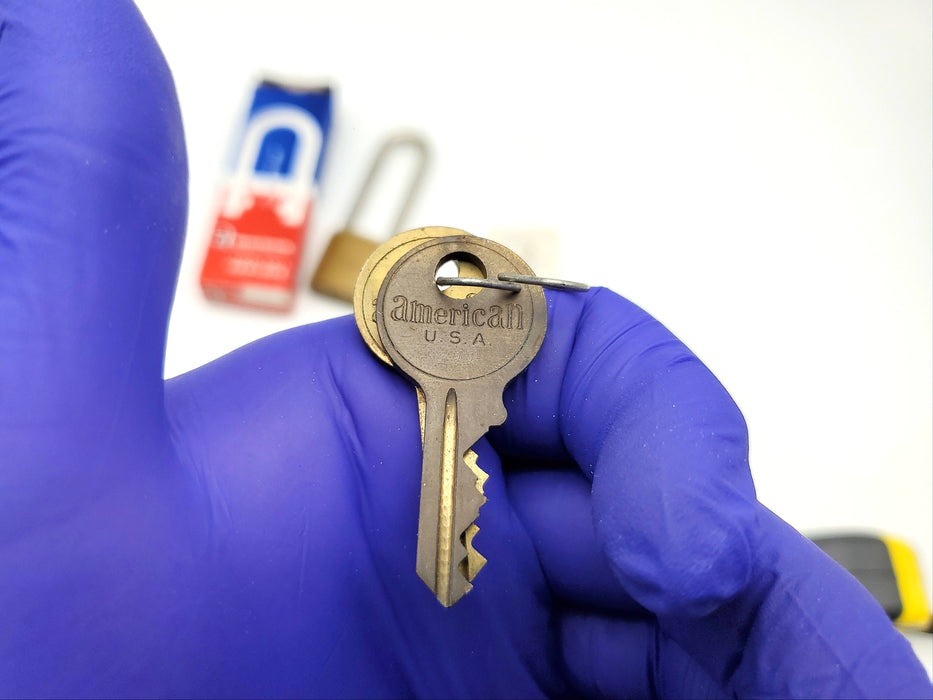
xmin=353 ymin=227 xmax=472 ymax=365
xmin=311 ymin=230 xmax=380 ymax=302
xmin=353 ymin=229 xmax=479 ymax=431
xmin=352 ymin=228 xmax=486 ymax=584
xmin=376 ymin=235 xmax=546 ymax=606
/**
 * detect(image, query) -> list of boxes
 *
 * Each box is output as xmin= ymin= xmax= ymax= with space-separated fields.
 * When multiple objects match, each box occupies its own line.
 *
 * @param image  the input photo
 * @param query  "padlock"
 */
xmin=311 ymin=133 xmax=430 ymax=302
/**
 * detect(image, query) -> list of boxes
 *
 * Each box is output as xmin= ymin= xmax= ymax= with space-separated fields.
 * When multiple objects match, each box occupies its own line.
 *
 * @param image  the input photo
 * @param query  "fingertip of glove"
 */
xmin=599 ymin=494 xmax=758 ymax=617
xmin=0 ymin=0 xmax=187 ymax=236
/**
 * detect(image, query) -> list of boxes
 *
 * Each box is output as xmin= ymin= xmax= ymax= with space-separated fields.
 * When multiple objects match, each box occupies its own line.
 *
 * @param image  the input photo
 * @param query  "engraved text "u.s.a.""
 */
xmin=390 ymin=295 xmax=525 ymax=330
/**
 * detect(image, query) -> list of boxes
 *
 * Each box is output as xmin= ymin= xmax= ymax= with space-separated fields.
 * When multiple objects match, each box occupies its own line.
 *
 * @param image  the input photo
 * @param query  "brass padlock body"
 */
xmin=310 ymin=230 xmax=381 ymax=302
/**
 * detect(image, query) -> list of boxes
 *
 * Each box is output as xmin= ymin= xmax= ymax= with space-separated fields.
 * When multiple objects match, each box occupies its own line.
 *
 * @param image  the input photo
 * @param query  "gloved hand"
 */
xmin=1 ymin=2 xmax=930 ymax=698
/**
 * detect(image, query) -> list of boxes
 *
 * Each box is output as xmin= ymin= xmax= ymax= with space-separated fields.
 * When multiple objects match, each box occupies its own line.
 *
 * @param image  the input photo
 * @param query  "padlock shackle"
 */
xmin=344 ymin=133 xmax=430 ymax=239
xmin=223 ymin=105 xmax=323 ymax=226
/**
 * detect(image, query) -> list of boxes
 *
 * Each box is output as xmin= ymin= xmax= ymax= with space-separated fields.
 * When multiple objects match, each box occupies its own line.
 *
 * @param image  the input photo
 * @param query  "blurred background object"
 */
xmin=136 ymin=0 xmax=932 ymax=674
xmin=200 ymin=81 xmax=331 ymax=311
xmin=311 ymin=132 xmax=431 ymax=301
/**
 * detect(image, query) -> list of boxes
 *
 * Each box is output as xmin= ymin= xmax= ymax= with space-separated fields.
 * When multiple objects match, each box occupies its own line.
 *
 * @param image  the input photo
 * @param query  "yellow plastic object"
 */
xmin=882 ymin=535 xmax=932 ymax=630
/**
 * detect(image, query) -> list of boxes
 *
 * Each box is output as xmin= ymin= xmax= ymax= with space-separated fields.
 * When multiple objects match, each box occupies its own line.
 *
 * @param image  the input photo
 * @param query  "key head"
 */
xmin=353 ymin=226 xmax=476 ymax=365
xmin=376 ymin=234 xmax=547 ymax=393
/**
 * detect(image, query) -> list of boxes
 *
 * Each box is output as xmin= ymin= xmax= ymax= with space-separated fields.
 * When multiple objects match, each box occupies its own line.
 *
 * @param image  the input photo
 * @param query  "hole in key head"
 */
xmin=434 ymin=252 xmax=486 ymax=299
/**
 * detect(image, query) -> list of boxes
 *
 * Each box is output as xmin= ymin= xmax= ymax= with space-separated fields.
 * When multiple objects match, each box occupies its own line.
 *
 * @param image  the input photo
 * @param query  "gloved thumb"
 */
xmin=0 ymin=0 xmax=187 ymax=534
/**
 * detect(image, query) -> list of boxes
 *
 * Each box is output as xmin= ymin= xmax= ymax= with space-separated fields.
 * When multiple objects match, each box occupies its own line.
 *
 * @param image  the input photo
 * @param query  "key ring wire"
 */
xmin=434 ymin=275 xmax=590 ymax=293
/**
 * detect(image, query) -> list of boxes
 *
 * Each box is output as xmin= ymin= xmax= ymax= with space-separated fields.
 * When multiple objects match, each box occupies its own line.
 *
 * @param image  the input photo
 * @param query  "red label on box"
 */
xmin=200 ymin=82 xmax=331 ymax=311
xmin=201 ymin=192 xmax=312 ymax=311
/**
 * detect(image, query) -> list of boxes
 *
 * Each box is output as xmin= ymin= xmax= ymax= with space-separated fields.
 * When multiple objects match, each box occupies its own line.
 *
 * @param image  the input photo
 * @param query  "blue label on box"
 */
xmin=248 ymin=82 xmax=332 ymax=184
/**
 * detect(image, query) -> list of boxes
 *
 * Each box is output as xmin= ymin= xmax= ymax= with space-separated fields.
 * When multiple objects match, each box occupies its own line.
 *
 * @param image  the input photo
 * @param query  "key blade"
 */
xmin=416 ymin=387 xmax=486 ymax=607
xmin=434 ymin=387 xmax=458 ymax=605
xmin=420 ymin=389 xmax=487 ymax=584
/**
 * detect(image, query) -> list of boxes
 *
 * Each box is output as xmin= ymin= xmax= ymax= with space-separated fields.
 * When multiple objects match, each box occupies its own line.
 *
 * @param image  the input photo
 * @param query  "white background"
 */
xmin=136 ymin=0 xmax=931 ymax=670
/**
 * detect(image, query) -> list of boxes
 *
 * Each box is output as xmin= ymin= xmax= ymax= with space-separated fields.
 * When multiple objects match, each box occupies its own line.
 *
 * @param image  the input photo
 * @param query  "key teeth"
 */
xmin=460 ymin=524 xmax=487 ymax=582
xmin=464 ymin=449 xmax=489 ymax=497
xmin=459 ymin=449 xmax=489 ymax=583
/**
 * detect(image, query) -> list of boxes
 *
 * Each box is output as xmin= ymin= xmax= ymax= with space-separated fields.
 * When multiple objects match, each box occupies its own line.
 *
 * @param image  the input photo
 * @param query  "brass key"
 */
xmin=353 ymin=227 xmax=488 ymax=580
xmin=375 ymin=235 xmax=547 ymax=606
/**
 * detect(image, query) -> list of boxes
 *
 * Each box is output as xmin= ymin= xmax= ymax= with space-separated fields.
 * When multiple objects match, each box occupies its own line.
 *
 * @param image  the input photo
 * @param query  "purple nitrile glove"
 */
xmin=1 ymin=1 xmax=930 ymax=697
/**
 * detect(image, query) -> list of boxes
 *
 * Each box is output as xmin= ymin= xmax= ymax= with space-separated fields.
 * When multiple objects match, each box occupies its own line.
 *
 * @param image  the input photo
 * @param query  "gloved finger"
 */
xmin=560 ymin=611 xmax=725 ymax=700
xmin=492 ymin=291 xmax=932 ymax=698
xmin=505 ymin=466 xmax=649 ymax=615
xmin=490 ymin=288 xmax=757 ymax=618
xmin=664 ymin=506 xmax=933 ymax=699
xmin=0 ymin=0 xmax=186 ymax=436
xmin=0 ymin=1 xmax=185 ymax=525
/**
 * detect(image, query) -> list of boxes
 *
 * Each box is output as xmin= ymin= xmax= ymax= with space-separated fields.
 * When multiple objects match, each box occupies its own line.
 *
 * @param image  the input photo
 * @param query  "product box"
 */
xmin=200 ymin=81 xmax=332 ymax=311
